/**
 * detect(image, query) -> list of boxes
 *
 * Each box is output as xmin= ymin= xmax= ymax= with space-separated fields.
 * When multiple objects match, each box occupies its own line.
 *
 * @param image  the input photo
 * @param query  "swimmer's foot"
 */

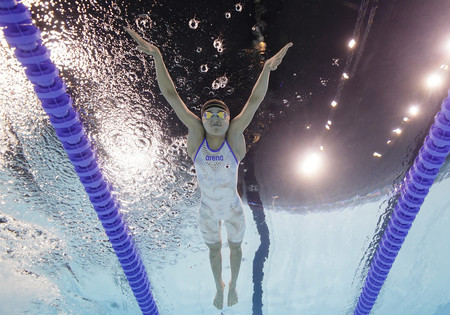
xmin=227 ymin=285 xmax=238 ymax=307
xmin=213 ymin=281 xmax=225 ymax=310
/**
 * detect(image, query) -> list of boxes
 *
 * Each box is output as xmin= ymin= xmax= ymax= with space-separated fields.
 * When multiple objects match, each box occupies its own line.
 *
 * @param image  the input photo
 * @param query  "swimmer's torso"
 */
xmin=193 ymin=138 xmax=245 ymax=244
xmin=193 ymin=138 xmax=241 ymax=205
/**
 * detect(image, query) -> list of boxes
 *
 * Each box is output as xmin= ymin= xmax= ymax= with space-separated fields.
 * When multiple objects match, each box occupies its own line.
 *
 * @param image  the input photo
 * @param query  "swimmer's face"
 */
xmin=202 ymin=107 xmax=230 ymax=136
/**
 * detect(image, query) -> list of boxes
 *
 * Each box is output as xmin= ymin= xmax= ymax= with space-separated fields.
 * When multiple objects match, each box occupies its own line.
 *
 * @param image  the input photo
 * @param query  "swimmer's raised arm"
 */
xmin=231 ymin=42 xmax=293 ymax=132
xmin=124 ymin=27 xmax=201 ymax=130
xmin=124 ymin=27 xmax=176 ymax=95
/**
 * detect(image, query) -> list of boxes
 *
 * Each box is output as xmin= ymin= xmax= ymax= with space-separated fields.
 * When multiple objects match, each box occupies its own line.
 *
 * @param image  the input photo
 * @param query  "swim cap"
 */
xmin=201 ymin=99 xmax=230 ymax=117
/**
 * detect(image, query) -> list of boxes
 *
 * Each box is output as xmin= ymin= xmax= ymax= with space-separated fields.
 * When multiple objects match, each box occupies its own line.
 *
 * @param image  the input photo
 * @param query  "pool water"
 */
xmin=1 ymin=0 xmax=450 ymax=314
xmin=2 ymin=166 xmax=450 ymax=314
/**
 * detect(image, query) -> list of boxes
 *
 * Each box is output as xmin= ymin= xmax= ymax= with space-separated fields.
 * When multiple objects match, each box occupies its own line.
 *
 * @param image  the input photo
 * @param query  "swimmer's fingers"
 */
xmin=124 ymin=26 xmax=160 ymax=56
xmin=123 ymin=26 xmax=147 ymax=45
xmin=284 ymin=42 xmax=294 ymax=49
xmin=265 ymin=42 xmax=293 ymax=70
xmin=275 ymin=42 xmax=293 ymax=60
xmin=283 ymin=42 xmax=293 ymax=55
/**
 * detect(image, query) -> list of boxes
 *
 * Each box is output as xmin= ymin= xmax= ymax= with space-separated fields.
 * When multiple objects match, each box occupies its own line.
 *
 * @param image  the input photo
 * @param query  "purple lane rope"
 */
xmin=0 ymin=1 xmax=158 ymax=313
xmin=354 ymin=89 xmax=450 ymax=314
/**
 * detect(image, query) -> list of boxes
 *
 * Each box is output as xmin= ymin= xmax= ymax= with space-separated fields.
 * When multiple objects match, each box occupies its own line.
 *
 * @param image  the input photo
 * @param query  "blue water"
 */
xmin=2 ymin=0 xmax=450 ymax=314
xmin=2 ymin=158 xmax=450 ymax=314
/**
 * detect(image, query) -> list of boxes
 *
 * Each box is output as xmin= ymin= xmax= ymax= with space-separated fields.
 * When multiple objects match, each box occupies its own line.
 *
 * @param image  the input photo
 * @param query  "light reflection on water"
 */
xmin=1 ymin=0 xmax=450 ymax=314
xmin=1 ymin=0 xmax=204 ymax=312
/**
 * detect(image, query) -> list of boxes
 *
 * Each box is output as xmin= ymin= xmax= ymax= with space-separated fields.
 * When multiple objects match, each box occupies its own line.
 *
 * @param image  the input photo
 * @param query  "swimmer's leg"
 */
xmin=206 ymin=241 xmax=225 ymax=310
xmin=228 ymin=240 xmax=242 ymax=307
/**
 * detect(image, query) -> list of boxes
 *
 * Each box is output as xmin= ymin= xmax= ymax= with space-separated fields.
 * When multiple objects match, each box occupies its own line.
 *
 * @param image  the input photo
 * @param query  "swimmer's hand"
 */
xmin=264 ymin=42 xmax=293 ymax=71
xmin=124 ymin=26 xmax=160 ymax=57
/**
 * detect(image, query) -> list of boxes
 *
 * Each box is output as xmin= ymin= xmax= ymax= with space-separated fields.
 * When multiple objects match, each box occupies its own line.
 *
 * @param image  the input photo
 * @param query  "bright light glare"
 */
xmin=348 ymin=39 xmax=356 ymax=48
xmin=445 ymin=38 xmax=450 ymax=53
xmin=113 ymin=150 xmax=150 ymax=170
xmin=373 ymin=152 xmax=382 ymax=158
xmin=409 ymin=105 xmax=419 ymax=116
xmin=343 ymin=73 xmax=349 ymax=79
xmin=393 ymin=128 xmax=402 ymax=135
xmin=299 ymin=152 xmax=324 ymax=177
xmin=425 ymin=73 xmax=444 ymax=89
xmin=331 ymin=100 xmax=338 ymax=107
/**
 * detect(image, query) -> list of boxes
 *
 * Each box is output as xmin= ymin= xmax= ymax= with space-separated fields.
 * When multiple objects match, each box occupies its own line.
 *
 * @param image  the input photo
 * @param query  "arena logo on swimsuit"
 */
xmin=206 ymin=155 xmax=224 ymax=161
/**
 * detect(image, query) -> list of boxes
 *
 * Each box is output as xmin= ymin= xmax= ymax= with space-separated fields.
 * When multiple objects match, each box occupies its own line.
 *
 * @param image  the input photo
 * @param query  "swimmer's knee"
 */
xmin=228 ymin=240 xmax=242 ymax=250
xmin=206 ymin=241 xmax=222 ymax=252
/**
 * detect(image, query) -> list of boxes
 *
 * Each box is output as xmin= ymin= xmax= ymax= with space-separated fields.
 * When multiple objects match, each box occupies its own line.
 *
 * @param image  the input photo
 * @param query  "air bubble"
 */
xmin=130 ymin=105 xmax=146 ymax=119
xmin=188 ymin=166 xmax=196 ymax=176
xmin=154 ymin=159 xmax=168 ymax=170
xmin=219 ymin=76 xmax=228 ymax=88
xmin=103 ymin=24 xmax=113 ymax=32
xmin=188 ymin=18 xmax=199 ymax=30
xmin=114 ymin=95 xmax=127 ymax=109
xmin=176 ymin=76 xmax=187 ymax=87
xmin=200 ymin=64 xmax=209 ymax=73
xmin=212 ymin=76 xmax=228 ymax=89
xmin=235 ymin=3 xmax=243 ymax=12
xmin=156 ymin=148 xmax=165 ymax=157
xmin=212 ymin=80 xmax=220 ymax=90
xmin=217 ymin=47 xmax=223 ymax=53
xmin=225 ymin=12 xmax=231 ymax=19
xmin=135 ymin=137 xmax=151 ymax=149
xmin=111 ymin=3 xmax=121 ymax=14
xmin=226 ymin=87 xmax=234 ymax=94
xmin=134 ymin=122 xmax=151 ymax=137
xmin=196 ymin=47 xmax=203 ymax=53
xmin=213 ymin=38 xmax=222 ymax=49
xmin=136 ymin=14 xmax=152 ymax=30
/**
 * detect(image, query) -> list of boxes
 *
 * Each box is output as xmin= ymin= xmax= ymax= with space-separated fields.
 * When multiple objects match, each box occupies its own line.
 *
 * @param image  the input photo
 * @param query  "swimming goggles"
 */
xmin=202 ymin=111 xmax=229 ymax=120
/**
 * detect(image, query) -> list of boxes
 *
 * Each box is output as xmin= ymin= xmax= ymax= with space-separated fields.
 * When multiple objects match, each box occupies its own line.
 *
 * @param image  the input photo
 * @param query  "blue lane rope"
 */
xmin=354 ymin=90 xmax=450 ymax=314
xmin=0 ymin=1 xmax=158 ymax=313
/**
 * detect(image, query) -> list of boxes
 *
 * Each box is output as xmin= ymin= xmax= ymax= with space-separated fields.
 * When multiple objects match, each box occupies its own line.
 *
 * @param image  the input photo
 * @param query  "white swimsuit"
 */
xmin=193 ymin=138 xmax=245 ymax=244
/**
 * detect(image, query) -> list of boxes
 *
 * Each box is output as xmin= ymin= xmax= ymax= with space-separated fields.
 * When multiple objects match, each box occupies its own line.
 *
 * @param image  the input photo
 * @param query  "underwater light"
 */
xmin=445 ymin=37 xmax=450 ymax=53
xmin=299 ymin=151 xmax=324 ymax=177
xmin=425 ymin=72 xmax=444 ymax=89
xmin=409 ymin=105 xmax=419 ymax=116
xmin=348 ymin=39 xmax=356 ymax=48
